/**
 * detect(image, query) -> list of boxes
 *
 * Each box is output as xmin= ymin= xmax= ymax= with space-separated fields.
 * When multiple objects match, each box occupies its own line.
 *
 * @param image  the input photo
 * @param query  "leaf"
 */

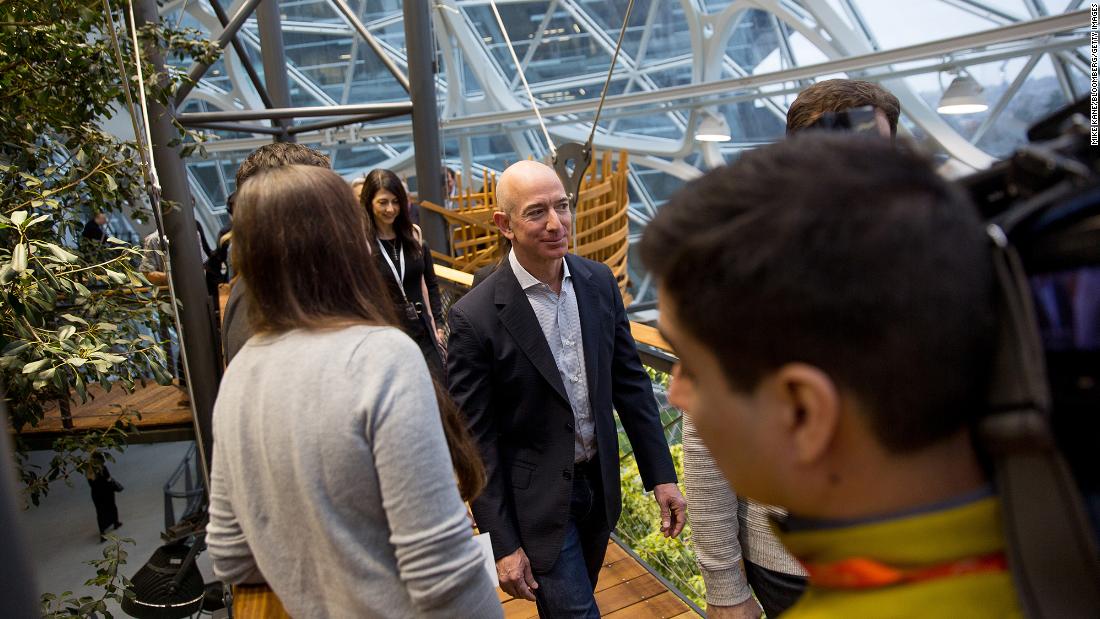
xmin=38 ymin=368 xmax=56 ymax=380
xmin=10 ymin=210 xmax=28 ymax=226
xmin=24 ymin=213 xmax=51 ymax=228
xmin=103 ymin=269 xmax=127 ymax=284
xmin=106 ymin=237 xmax=127 ymax=245
xmin=66 ymin=357 xmax=87 ymax=367
xmin=58 ymin=325 xmax=76 ymax=340
xmin=0 ymin=264 xmax=14 ymax=285
xmin=60 ymin=313 xmax=88 ymax=325
xmin=95 ymin=322 xmax=117 ymax=332
xmin=22 ymin=359 xmax=49 ymax=374
xmin=2 ymin=341 xmax=30 ymax=356
xmin=45 ymin=243 xmax=78 ymax=262
xmin=103 ymin=173 xmax=117 ymax=192
xmin=11 ymin=243 xmax=27 ymax=272
xmin=74 ymin=282 xmax=91 ymax=297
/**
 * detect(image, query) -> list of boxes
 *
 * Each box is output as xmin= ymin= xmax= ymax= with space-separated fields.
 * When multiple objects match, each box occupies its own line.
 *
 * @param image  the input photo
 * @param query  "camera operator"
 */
xmin=647 ymin=133 xmax=1021 ymax=617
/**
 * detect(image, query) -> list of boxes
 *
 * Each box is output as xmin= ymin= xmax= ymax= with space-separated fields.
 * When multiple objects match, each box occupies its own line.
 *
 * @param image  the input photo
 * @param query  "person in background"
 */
xmin=444 ymin=166 xmax=458 ymax=209
xmin=220 ymin=143 xmax=332 ymax=364
xmin=350 ymin=176 xmax=366 ymax=203
xmin=81 ymin=213 xmax=108 ymax=244
xmin=447 ymin=160 xmax=685 ymax=617
xmin=86 ymin=453 xmax=122 ymax=543
xmin=139 ymin=221 xmax=211 ymax=287
xmin=680 ymin=77 xmax=903 ymax=618
xmin=786 ymin=78 xmax=900 ymax=138
xmin=362 ymin=168 xmax=446 ymax=378
xmin=207 ymin=164 xmax=500 ymax=618
xmin=644 ymin=134 xmax=1021 ymax=617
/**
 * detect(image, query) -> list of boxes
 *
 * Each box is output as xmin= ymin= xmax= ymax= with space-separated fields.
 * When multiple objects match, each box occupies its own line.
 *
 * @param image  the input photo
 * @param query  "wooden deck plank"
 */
xmin=595 ymin=573 xmax=668 ymax=615
xmin=594 ymin=556 xmax=649 ymax=593
xmin=603 ymin=591 xmax=693 ymax=618
xmin=496 ymin=539 xmax=700 ymax=618
xmin=15 ymin=382 xmax=192 ymax=435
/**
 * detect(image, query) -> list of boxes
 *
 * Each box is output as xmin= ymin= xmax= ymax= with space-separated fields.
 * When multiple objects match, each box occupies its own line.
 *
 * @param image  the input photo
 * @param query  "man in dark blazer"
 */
xmin=447 ymin=161 xmax=686 ymax=617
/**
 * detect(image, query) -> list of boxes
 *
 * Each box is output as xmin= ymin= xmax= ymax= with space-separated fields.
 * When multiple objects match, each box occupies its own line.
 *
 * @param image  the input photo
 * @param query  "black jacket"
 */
xmin=446 ymin=254 xmax=676 ymax=572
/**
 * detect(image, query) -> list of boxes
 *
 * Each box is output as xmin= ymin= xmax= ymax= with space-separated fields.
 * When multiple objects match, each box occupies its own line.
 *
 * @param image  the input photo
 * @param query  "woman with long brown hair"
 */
xmin=206 ymin=165 xmax=498 ymax=618
xmin=361 ymin=169 xmax=446 ymax=378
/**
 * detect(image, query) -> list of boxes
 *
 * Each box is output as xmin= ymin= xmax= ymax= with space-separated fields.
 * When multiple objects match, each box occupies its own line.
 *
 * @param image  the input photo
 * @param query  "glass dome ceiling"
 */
xmin=163 ymin=0 xmax=1092 ymax=307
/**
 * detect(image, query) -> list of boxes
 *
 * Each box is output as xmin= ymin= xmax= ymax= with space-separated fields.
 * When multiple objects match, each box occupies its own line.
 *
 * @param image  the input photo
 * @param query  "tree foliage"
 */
xmin=40 ymin=535 xmax=135 ymax=618
xmin=0 ymin=0 xmax=216 ymax=504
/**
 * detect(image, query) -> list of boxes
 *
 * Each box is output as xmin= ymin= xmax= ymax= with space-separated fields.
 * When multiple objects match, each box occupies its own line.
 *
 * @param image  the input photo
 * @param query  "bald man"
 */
xmin=447 ymin=161 xmax=685 ymax=617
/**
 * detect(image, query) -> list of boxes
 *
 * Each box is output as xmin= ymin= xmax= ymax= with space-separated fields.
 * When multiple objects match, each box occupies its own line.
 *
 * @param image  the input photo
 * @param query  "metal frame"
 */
xmin=154 ymin=0 xmax=1091 ymax=308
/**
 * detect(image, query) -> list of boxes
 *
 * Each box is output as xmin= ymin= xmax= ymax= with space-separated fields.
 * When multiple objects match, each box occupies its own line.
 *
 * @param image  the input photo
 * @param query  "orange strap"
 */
xmin=803 ymin=551 xmax=1008 ymax=590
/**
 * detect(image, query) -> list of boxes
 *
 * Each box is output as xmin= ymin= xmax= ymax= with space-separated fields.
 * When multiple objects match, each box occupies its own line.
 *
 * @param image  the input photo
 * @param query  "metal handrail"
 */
xmin=163 ymin=442 xmax=204 ymax=530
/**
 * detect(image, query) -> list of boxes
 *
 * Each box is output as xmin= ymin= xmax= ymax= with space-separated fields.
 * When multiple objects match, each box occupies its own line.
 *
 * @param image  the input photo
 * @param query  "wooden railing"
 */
xmin=421 ymin=151 xmax=634 ymax=304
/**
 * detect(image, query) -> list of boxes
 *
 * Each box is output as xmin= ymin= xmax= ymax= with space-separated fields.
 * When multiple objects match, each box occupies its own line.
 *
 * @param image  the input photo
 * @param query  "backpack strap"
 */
xmin=981 ymin=226 xmax=1100 ymax=618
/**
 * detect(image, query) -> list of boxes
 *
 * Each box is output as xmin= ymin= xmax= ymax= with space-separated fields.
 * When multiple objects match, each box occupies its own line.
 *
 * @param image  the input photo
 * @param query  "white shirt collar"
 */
xmin=509 ymin=249 xmax=570 ymax=291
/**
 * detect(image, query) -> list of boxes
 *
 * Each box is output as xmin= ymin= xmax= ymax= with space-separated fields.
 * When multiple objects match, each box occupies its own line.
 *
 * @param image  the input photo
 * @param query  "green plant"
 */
xmin=40 ymin=535 xmax=136 ymax=618
xmin=0 ymin=0 xmax=216 ymax=504
xmin=617 ymin=443 xmax=706 ymax=608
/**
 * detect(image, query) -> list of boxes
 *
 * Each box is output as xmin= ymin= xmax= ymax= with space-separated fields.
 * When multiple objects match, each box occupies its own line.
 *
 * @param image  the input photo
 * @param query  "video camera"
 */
xmin=956 ymin=98 xmax=1100 ymax=617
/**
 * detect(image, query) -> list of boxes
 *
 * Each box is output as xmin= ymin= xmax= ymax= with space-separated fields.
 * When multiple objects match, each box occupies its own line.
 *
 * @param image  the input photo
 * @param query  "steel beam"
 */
xmin=285 ymin=109 xmax=411 ymax=135
xmin=186 ymin=121 xmax=287 ymax=135
xmin=441 ymin=10 xmax=1090 ymax=129
xmin=255 ymin=0 xmax=294 ymax=141
xmin=137 ymin=0 xmax=221 ymax=483
xmin=403 ymin=0 xmax=448 ymax=253
xmin=328 ymin=0 xmax=411 ymax=93
xmin=206 ymin=0 xmax=274 ymax=110
xmin=174 ymin=0 xmax=266 ymax=106
xmin=177 ymin=102 xmax=414 ymax=124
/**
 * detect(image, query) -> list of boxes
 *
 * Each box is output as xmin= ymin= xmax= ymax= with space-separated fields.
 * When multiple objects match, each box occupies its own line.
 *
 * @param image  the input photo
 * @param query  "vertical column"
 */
xmin=403 ymin=0 xmax=449 ymax=253
xmin=255 ymin=0 xmax=294 ymax=141
xmin=136 ymin=0 xmax=221 ymax=483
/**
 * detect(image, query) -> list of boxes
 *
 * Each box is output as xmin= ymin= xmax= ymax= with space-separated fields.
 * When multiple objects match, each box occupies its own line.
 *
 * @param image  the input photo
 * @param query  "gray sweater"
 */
xmin=682 ymin=415 xmax=805 ymax=607
xmin=207 ymin=325 xmax=501 ymax=618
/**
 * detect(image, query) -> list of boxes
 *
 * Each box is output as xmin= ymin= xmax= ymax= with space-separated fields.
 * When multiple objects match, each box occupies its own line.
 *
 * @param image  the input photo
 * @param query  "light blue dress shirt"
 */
xmin=508 ymin=250 xmax=596 ymax=463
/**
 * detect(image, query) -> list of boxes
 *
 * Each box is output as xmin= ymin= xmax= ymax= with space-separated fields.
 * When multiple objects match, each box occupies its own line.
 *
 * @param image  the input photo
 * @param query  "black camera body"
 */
xmin=960 ymin=99 xmax=1100 ymax=507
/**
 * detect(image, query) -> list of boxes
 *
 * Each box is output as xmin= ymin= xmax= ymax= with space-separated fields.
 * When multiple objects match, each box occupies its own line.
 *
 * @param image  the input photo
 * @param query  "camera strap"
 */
xmin=980 ymin=226 xmax=1100 ymax=618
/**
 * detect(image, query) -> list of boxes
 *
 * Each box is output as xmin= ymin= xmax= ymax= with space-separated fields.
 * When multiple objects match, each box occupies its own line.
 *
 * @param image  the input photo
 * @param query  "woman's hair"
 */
xmin=233 ymin=164 xmax=485 ymax=499
xmin=360 ymin=168 xmax=420 ymax=257
xmin=232 ymin=164 xmax=397 ymax=332
xmin=435 ymin=382 xmax=486 ymax=501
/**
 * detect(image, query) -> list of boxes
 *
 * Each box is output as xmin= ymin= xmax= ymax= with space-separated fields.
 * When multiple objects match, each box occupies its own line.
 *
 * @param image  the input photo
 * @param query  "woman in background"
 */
xmin=206 ymin=165 xmax=497 ymax=619
xmin=361 ymin=169 xmax=446 ymax=378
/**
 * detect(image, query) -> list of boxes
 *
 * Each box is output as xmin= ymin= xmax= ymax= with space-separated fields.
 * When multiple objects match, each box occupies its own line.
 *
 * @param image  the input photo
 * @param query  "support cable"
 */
xmin=585 ymin=0 xmax=635 ymax=148
xmin=487 ymin=0 xmax=556 ymax=157
xmin=101 ymin=0 xmax=209 ymax=489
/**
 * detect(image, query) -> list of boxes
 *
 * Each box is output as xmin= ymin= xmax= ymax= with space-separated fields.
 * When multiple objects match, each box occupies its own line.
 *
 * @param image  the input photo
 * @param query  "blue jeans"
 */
xmin=533 ymin=460 xmax=609 ymax=618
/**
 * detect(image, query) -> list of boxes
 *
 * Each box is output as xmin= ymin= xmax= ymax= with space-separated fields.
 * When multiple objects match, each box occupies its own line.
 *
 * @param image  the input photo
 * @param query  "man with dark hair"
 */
xmin=642 ymin=133 xmax=1021 ymax=617
xmin=233 ymin=142 xmax=331 ymax=189
xmin=221 ymin=143 xmax=332 ymax=363
xmin=683 ymin=78 xmax=904 ymax=619
xmin=448 ymin=160 xmax=685 ymax=617
xmin=786 ymin=78 xmax=900 ymax=137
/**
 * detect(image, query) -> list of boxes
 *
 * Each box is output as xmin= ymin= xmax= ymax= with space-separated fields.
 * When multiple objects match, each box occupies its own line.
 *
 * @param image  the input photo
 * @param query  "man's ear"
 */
xmin=493 ymin=211 xmax=514 ymax=240
xmin=773 ymin=363 xmax=840 ymax=465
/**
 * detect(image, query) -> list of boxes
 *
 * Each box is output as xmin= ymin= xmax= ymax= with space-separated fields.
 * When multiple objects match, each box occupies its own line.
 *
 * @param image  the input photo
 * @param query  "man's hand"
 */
xmin=653 ymin=483 xmax=687 ymax=538
xmin=497 ymin=547 xmax=539 ymax=601
xmin=707 ymin=598 xmax=763 ymax=619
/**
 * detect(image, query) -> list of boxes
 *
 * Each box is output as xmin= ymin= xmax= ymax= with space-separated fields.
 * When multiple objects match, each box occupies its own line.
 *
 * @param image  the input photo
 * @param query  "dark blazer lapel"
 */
xmin=495 ymin=261 xmax=570 ymax=404
xmin=568 ymin=256 xmax=602 ymax=404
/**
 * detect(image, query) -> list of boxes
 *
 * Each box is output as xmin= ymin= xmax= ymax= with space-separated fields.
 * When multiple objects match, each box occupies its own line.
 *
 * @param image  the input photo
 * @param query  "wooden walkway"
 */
xmin=14 ymin=381 xmax=195 ymax=447
xmin=499 ymin=539 xmax=701 ymax=618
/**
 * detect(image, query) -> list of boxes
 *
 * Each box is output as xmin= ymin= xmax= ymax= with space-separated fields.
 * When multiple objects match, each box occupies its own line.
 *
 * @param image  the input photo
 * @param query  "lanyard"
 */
xmin=377 ymin=239 xmax=406 ymax=300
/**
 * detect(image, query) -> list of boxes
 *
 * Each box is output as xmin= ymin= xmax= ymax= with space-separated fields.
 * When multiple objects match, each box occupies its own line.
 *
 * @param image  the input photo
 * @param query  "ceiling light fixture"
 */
xmin=695 ymin=110 xmax=731 ymax=142
xmin=937 ymin=73 xmax=988 ymax=115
